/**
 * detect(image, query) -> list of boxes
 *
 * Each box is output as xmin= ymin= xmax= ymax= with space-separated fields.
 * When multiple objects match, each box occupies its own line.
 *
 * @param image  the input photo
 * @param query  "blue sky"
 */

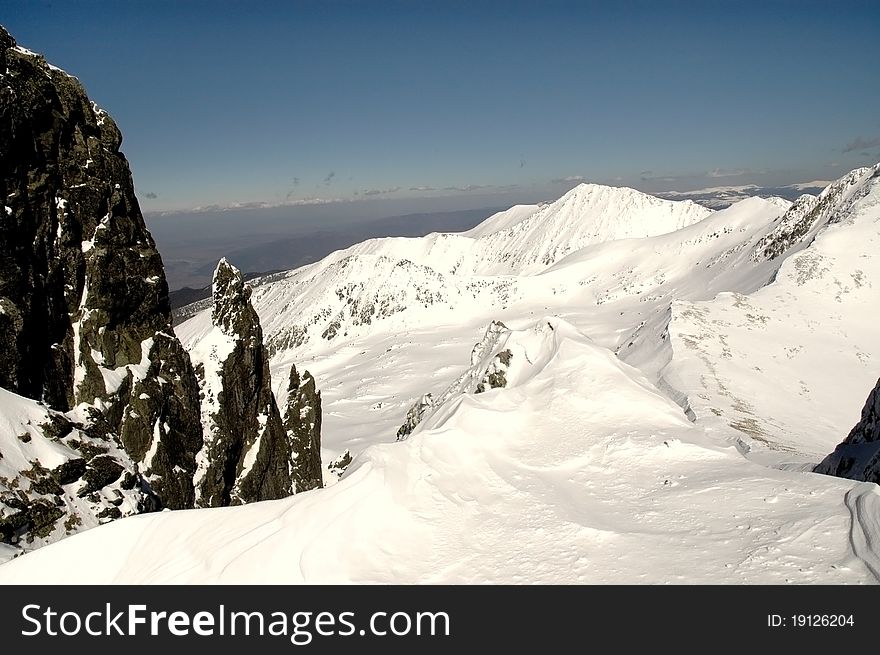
xmin=4 ymin=0 xmax=880 ymax=212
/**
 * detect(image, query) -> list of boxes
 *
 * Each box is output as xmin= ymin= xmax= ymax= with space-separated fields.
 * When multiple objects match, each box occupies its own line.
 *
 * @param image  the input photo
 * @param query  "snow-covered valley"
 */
xmin=2 ymin=165 xmax=879 ymax=583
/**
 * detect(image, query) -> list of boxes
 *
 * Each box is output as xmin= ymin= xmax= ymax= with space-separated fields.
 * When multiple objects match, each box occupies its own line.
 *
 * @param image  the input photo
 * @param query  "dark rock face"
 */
xmin=0 ymin=26 xmax=203 ymax=551
xmin=475 ymin=349 xmax=512 ymax=393
xmin=192 ymin=260 xmax=293 ymax=506
xmin=815 ymin=378 xmax=880 ymax=484
xmin=284 ymin=365 xmax=323 ymax=492
xmin=753 ymin=165 xmax=879 ymax=263
xmin=397 ymin=393 xmax=434 ymax=441
xmin=327 ymin=450 xmax=352 ymax=478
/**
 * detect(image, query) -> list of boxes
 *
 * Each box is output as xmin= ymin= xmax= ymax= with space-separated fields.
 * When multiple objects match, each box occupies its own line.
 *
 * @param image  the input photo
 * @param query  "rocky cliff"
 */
xmin=0 ymin=26 xmax=203 ymax=548
xmin=815 ymin=378 xmax=880 ymax=484
xmin=0 ymin=26 xmax=322 ymax=556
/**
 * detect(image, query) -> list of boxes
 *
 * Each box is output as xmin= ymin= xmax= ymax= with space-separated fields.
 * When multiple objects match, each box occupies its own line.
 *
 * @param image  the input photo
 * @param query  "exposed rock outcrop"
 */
xmin=396 ymin=320 xmax=512 ymax=440
xmin=191 ymin=260 xmax=294 ymax=506
xmin=475 ymin=348 xmax=512 ymax=393
xmin=753 ymin=165 xmax=879 ymax=262
xmin=327 ymin=450 xmax=352 ymax=478
xmin=815 ymin=378 xmax=880 ymax=484
xmin=396 ymin=393 xmax=434 ymax=441
xmin=0 ymin=387 xmax=156 ymax=556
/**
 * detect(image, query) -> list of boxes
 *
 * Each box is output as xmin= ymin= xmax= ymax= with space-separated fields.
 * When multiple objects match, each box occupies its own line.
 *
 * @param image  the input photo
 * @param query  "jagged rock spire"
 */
xmin=193 ymin=259 xmax=292 ymax=506
xmin=212 ymin=257 xmax=257 ymax=336
xmin=284 ymin=365 xmax=323 ymax=492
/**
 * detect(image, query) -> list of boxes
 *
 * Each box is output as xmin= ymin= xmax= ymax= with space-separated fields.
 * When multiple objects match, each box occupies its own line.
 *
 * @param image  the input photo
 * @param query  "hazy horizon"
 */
xmin=4 ymin=0 xmax=879 ymax=216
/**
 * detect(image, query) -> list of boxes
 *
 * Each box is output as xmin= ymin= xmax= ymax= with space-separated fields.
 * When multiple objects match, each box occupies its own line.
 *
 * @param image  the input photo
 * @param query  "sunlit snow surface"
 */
xmin=2 ymin=176 xmax=879 ymax=583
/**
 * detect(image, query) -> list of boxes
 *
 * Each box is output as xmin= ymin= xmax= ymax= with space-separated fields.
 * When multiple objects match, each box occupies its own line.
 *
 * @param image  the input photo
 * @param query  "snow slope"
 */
xmin=2 ymin=318 xmax=874 ymax=583
xmin=3 ymin=168 xmax=880 ymax=582
xmin=311 ymin=183 xmax=711 ymax=278
xmin=176 ymin=185 xmax=711 ymax=362
xmin=171 ymin=189 xmax=825 ymax=475
xmin=663 ymin=165 xmax=880 ymax=465
xmin=459 ymin=203 xmax=541 ymax=238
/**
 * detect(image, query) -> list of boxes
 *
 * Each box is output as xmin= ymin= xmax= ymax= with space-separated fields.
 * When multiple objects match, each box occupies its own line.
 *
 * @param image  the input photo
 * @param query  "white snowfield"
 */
xmin=2 ymin=170 xmax=880 ymax=583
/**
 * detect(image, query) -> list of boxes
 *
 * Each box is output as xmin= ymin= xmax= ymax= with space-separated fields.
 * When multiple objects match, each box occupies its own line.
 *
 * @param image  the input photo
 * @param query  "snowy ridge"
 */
xmin=753 ymin=165 xmax=878 ymax=263
xmin=317 ymin=183 xmax=711 ymax=278
xmin=397 ymin=320 xmax=513 ymax=440
xmin=177 ymin=184 xmax=713 ymax=357
xmin=459 ymin=203 xmax=541 ymax=238
xmin=468 ymin=183 xmax=711 ymax=275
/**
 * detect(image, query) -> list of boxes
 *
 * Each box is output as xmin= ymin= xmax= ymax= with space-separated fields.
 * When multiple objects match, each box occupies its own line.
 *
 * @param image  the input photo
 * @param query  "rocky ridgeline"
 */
xmin=752 ymin=165 xmax=879 ymax=262
xmin=0 ymin=27 xmax=321 ymax=556
xmin=815 ymin=378 xmax=880 ymax=484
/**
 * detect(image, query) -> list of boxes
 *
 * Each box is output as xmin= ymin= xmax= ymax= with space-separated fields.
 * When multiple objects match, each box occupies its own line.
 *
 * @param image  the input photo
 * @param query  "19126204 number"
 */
xmin=791 ymin=614 xmax=854 ymax=627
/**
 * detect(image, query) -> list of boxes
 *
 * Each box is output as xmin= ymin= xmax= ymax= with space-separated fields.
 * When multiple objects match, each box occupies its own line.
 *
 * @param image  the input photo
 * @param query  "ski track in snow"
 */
xmin=845 ymin=485 xmax=880 ymax=583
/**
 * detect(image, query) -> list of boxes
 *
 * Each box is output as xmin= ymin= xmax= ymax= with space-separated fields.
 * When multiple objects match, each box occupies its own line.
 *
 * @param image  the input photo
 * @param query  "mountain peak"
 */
xmin=552 ymin=181 xmax=707 ymax=213
xmin=211 ymin=258 xmax=254 ymax=336
xmin=0 ymin=25 xmax=14 ymax=50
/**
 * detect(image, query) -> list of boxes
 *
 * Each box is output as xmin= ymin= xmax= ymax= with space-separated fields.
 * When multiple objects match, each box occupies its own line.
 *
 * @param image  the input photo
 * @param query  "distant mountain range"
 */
xmin=655 ymin=180 xmax=831 ymax=208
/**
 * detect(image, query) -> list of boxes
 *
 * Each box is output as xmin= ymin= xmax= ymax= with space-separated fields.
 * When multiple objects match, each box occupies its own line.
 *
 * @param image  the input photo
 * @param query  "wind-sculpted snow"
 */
xmin=1 ymin=318 xmax=873 ymax=583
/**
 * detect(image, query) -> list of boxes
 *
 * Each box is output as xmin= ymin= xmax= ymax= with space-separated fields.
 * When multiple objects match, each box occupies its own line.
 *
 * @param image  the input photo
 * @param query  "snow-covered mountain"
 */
xmin=176 ymin=183 xmax=711 ymax=367
xmin=4 ymin=162 xmax=879 ymax=583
